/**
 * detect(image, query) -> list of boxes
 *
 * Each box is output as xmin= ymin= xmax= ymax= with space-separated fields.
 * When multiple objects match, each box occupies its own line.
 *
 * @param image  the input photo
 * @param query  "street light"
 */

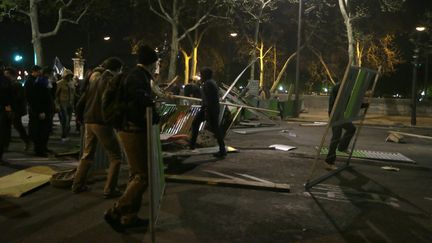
xmin=411 ymin=26 xmax=427 ymax=126
xmin=103 ymin=36 xmax=111 ymax=41
xmin=14 ymin=54 xmax=23 ymax=62
xmin=416 ymin=26 xmax=426 ymax=32
xmin=230 ymin=32 xmax=238 ymax=37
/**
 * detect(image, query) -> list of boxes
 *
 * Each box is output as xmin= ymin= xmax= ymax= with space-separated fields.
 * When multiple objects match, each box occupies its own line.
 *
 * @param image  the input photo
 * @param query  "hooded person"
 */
xmin=104 ymin=44 xmax=159 ymax=230
xmin=55 ymin=69 xmax=75 ymax=140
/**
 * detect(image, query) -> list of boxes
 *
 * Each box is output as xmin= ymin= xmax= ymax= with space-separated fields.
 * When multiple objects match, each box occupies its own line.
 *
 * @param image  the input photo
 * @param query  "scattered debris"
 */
xmin=165 ymin=174 xmax=290 ymax=192
xmin=388 ymin=131 xmax=432 ymax=141
xmin=300 ymin=121 xmax=327 ymax=127
xmin=424 ymin=197 xmax=432 ymax=201
xmin=239 ymin=121 xmax=261 ymax=127
xmin=50 ymin=168 xmax=76 ymax=188
xmin=385 ymin=132 xmax=404 ymax=143
xmin=0 ymin=166 xmax=57 ymax=198
xmin=269 ymin=144 xmax=296 ymax=151
xmin=162 ymin=146 xmax=237 ymax=158
xmin=232 ymin=127 xmax=282 ymax=134
xmin=381 ymin=166 xmax=400 ymax=172
xmin=320 ymin=147 xmax=415 ymax=163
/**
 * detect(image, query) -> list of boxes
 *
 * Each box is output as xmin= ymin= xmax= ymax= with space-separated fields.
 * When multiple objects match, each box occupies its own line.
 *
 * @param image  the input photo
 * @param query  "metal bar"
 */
xmin=146 ymin=107 xmax=156 ymax=243
xmin=222 ymin=58 xmax=259 ymax=100
xmin=305 ymin=164 xmax=350 ymax=190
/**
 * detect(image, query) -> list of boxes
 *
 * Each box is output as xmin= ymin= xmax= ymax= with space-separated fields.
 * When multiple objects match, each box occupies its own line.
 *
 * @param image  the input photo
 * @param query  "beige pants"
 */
xmin=72 ymin=123 xmax=122 ymax=194
xmin=110 ymin=130 xmax=148 ymax=224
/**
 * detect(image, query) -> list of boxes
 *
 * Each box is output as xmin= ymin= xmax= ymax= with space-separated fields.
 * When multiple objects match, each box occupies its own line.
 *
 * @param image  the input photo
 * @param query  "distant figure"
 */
xmin=56 ymin=69 xmax=75 ymax=141
xmin=0 ymin=60 xmax=13 ymax=163
xmin=4 ymin=67 xmax=31 ymax=151
xmin=72 ymin=57 xmax=124 ymax=198
xmin=189 ymin=67 xmax=226 ymax=158
xmin=104 ymin=45 xmax=158 ymax=230
xmin=28 ymin=67 xmax=55 ymax=157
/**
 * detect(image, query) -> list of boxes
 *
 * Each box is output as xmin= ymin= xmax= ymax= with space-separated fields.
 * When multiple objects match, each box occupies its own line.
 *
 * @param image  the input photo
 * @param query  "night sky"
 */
xmin=0 ymin=0 xmax=431 ymax=97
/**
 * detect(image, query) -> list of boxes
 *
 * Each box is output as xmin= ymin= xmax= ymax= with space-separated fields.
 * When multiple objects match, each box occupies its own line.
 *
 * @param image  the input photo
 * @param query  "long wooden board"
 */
xmin=165 ymin=174 xmax=290 ymax=192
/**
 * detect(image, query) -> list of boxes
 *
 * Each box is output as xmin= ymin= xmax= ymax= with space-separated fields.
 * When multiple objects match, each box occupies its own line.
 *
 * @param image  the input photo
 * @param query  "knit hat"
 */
xmin=101 ymin=57 xmax=123 ymax=71
xmin=200 ymin=67 xmax=213 ymax=80
xmin=62 ymin=69 xmax=73 ymax=78
xmin=137 ymin=45 xmax=158 ymax=65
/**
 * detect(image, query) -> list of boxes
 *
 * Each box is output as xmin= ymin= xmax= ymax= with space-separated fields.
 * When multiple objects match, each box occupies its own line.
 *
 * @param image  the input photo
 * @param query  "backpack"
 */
xmin=102 ymin=71 xmax=127 ymax=128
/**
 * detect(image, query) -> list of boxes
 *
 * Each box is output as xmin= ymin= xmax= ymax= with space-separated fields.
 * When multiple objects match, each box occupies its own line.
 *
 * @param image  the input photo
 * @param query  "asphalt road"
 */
xmin=1 ymin=121 xmax=432 ymax=243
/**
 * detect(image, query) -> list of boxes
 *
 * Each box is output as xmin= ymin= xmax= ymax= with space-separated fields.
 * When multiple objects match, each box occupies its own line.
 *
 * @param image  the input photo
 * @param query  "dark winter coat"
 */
xmin=0 ymin=74 xmax=12 ymax=113
xmin=201 ymin=79 xmax=220 ymax=113
xmin=11 ymin=80 xmax=27 ymax=116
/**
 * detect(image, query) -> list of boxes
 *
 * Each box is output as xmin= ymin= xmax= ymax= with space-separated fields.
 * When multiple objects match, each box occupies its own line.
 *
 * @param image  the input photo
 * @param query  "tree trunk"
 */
xmin=168 ymin=23 xmax=179 ymax=80
xmin=338 ymin=0 xmax=356 ymax=66
xmin=191 ymin=44 xmax=198 ymax=78
xmin=259 ymin=42 xmax=264 ymax=88
xmin=181 ymin=50 xmax=191 ymax=84
xmin=29 ymin=0 xmax=43 ymax=65
xmin=250 ymin=13 xmax=261 ymax=81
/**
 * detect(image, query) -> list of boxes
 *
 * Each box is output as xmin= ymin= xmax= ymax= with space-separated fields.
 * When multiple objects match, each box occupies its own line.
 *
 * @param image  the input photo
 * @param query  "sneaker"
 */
xmin=213 ymin=151 xmax=227 ymax=158
xmin=71 ymin=185 xmax=90 ymax=194
xmin=324 ymin=162 xmax=338 ymax=171
xmin=104 ymin=209 xmax=124 ymax=233
xmin=24 ymin=142 xmax=32 ymax=152
xmin=103 ymin=189 xmax=122 ymax=199
xmin=338 ymin=149 xmax=351 ymax=154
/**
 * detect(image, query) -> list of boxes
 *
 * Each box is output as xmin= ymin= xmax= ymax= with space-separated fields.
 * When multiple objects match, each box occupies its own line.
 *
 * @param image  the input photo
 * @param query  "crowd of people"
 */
xmin=0 ymin=44 xmax=228 ymax=231
xmin=0 ymin=60 xmax=81 ymax=161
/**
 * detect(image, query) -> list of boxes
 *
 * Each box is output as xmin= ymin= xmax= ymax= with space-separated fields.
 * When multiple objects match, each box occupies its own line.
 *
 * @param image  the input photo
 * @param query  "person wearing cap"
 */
xmin=28 ymin=67 xmax=54 ymax=156
xmin=189 ymin=67 xmax=227 ymax=158
xmin=0 ymin=61 xmax=13 ymax=163
xmin=55 ymin=69 xmax=75 ymax=141
xmin=104 ymin=44 xmax=158 ymax=230
xmin=72 ymin=57 xmax=124 ymax=198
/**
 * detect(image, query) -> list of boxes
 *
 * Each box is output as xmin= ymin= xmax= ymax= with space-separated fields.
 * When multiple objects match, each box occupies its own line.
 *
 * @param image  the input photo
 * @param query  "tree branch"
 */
xmin=148 ymin=0 xmax=172 ymax=23
xmin=39 ymin=2 xmax=89 ymax=38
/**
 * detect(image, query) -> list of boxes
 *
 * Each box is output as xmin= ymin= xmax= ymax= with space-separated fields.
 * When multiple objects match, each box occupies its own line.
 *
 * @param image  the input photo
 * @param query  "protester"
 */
xmin=27 ymin=67 xmax=54 ymax=157
xmin=189 ymin=67 xmax=227 ymax=158
xmin=324 ymin=80 xmax=368 ymax=170
xmin=55 ymin=69 xmax=75 ymax=141
xmin=104 ymin=45 xmax=158 ymax=230
xmin=4 ymin=67 xmax=31 ymax=151
xmin=0 ymin=61 xmax=13 ymax=163
xmin=25 ymin=65 xmax=42 ymax=147
xmin=72 ymin=57 xmax=124 ymax=198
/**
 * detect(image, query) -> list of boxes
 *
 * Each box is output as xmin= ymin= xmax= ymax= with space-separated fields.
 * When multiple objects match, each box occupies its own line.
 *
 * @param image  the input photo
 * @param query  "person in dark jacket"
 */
xmin=25 ymin=65 xmax=42 ymax=147
xmin=27 ymin=67 xmax=54 ymax=156
xmin=72 ymin=57 xmax=124 ymax=198
xmin=0 ymin=61 xmax=13 ymax=163
xmin=104 ymin=45 xmax=158 ymax=230
xmin=324 ymin=81 xmax=369 ymax=170
xmin=4 ymin=67 xmax=31 ymax=151
xmin=189 ymin=67 xmax=227 ymax=158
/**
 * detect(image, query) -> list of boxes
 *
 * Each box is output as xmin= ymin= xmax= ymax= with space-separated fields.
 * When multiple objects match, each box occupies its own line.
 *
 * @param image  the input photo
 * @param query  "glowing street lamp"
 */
xmin=103 ymin=36 xmax=111 ymax=41
xmin=230 ymin=32 xmax=238 ymax=37
xmin=14 ymin=54 xmax=23 ymax=62
xmin=416 ymin=26 xmax=426 ymax=32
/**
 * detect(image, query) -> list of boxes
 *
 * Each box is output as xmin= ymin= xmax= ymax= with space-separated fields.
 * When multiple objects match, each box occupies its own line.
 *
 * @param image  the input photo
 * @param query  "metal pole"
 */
xmin=294 ymin=0 xmax=303 ymax=117
xmin=411 ymin=49 xmax=419 ymax=126
xmin=424 ymin=53 xmax=429 ymax=100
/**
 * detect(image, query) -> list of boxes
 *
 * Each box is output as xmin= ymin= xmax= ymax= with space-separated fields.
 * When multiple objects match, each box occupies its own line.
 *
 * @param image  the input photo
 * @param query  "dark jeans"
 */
xmin=325 ymin=122 xmax=356 ymax=164
xmin=4 ymin=114 xmax=30 ymax=148
xmin=190 ymin=108 xmax=226 ymax=153
xmin=58 ymin=104 xmax=73 ymax=138
xmin=29 ymin=112 xmax=51 ymax=155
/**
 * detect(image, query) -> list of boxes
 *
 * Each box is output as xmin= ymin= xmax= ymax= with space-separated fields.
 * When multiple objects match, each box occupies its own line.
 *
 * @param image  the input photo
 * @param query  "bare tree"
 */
xmin=1 ymin=0 xmax=91 ymax=65
xmin=148 ymin=0 xmax=223 ymax=80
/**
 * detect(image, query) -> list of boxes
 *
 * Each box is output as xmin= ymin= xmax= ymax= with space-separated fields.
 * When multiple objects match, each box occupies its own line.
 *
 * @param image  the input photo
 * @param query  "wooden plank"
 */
xmin=165 ymin=174 xmax=290 ymax=192
xmin=389 ymin=131 xmax=432 ymax=140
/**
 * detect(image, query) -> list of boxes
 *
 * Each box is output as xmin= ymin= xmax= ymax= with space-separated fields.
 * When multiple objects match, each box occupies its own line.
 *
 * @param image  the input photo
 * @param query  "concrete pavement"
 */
xmin=0 ymin=116 xmax=432 ymax=242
